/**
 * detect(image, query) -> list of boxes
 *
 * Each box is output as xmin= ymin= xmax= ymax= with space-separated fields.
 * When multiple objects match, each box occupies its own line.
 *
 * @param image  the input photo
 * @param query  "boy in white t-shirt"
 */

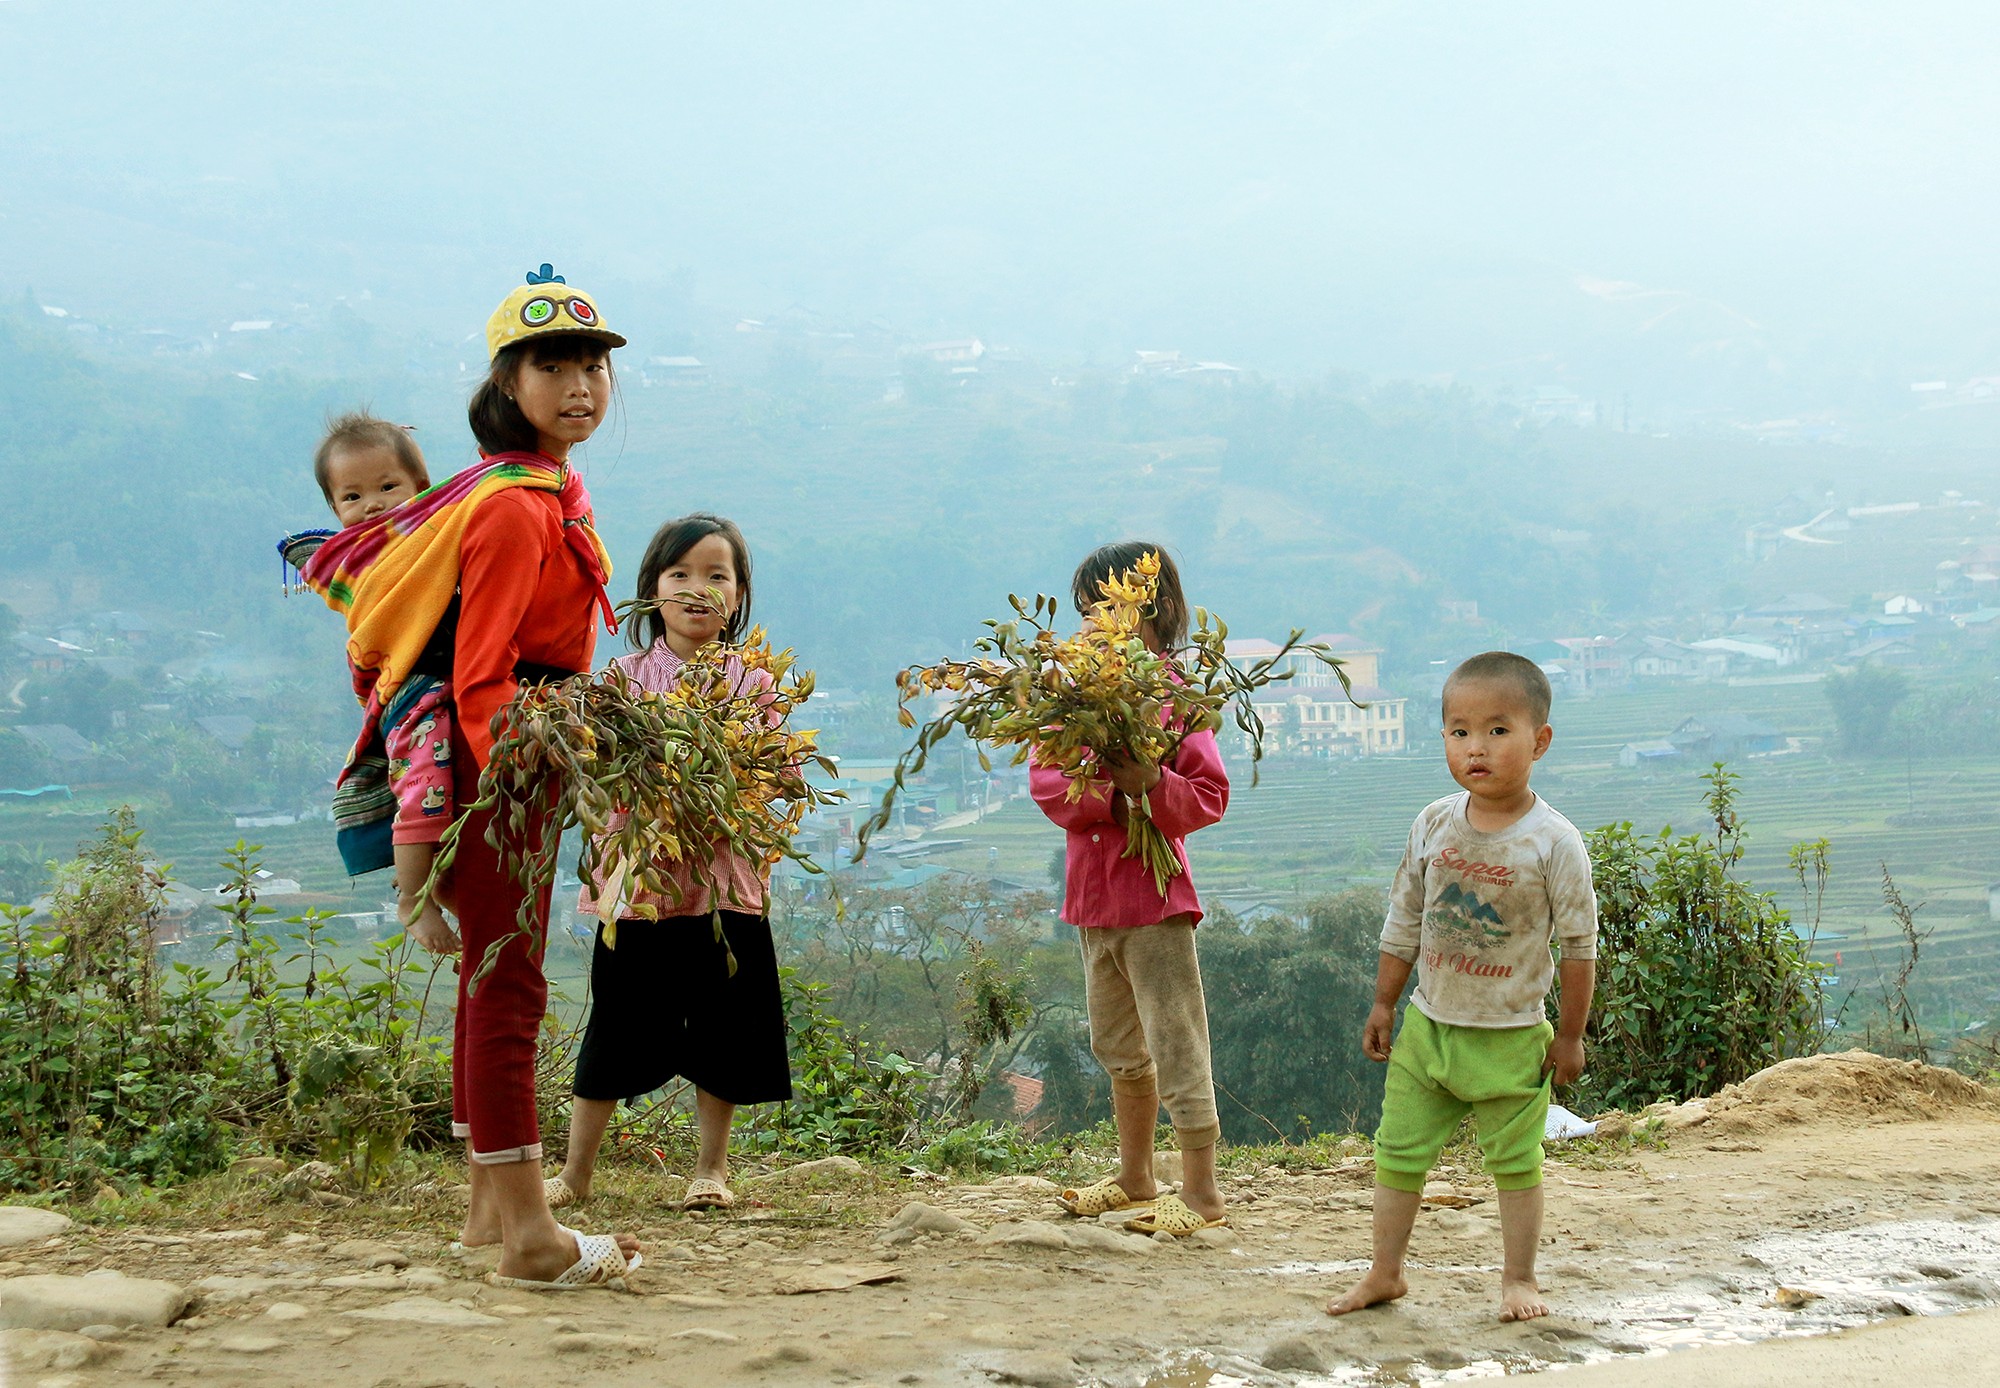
xmin=1328 ymin=651 xmax=1598 ymax=1324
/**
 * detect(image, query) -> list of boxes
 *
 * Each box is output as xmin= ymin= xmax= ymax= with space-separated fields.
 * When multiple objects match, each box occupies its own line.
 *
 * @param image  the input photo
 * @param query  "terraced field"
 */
xmin=9 ymin=678 xmax=1995 ymax=1026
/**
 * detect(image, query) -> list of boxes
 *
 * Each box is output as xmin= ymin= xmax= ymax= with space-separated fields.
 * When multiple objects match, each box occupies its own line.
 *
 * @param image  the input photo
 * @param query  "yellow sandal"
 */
xmin=1056 ymin=1177 xmax=1155 ymax=1218
xmin=1127 ymin=1193 xmax=1227 ymax=1237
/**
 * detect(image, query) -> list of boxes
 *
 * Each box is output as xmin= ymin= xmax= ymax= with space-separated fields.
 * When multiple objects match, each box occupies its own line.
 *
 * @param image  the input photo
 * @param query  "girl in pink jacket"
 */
xmin=1033 ymin=542 xmax=1232 ymax=1237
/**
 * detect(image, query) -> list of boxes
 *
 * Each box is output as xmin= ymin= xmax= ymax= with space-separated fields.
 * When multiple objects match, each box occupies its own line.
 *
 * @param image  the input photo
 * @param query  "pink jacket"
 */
xmin=1031 ymin=728 xmax=1230 ymax=928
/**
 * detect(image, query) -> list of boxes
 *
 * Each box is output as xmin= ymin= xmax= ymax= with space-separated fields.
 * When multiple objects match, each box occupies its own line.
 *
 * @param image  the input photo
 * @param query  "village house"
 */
xmin=1689 ymin=636 xmax=1789 ymax=672
xmin=192 ymin=714 xmax=257 ymax=755
xmin=1616 ymin=740 xmax=1685 ymax=772
xmin=918 ymin=339 xmax=985 ymax=365
xmin=12 ymin=633 xmax=89 ymax=674
xmin=88 ymin=611 xmax=154 ymax=648
xmin=13 ymin=723 xmax=109 ymax=782
xmin=1627 ymin=636 xmax=1731 ymax=681
xmin=1524 ymin=636 xmax=1630 ymax=695
xmin=1667 ymin=714 xmax=1788 ymax=762
xmin=1842 ymin=637 xmax=1921 ymax=670
xmin=1223 ymin=635 xmax=1406 ymax=756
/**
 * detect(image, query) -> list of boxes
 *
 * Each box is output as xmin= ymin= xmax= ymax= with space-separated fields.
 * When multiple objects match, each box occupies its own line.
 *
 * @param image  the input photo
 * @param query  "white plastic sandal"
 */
xmin=543 ymin=1174 xmax=581 ymax=1210
xmin=486 ymin=1226 xmax=641 ymax=1291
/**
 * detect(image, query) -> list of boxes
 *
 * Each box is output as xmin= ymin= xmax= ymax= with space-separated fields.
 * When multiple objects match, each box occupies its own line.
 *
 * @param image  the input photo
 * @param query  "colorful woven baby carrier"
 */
xmin=280 ymin=452 xmax=612 ymax=875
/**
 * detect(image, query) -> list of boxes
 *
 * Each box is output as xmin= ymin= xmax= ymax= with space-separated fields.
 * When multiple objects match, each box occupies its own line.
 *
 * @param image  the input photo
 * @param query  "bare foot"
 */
xmin=1500 ymin=1277 xmax=1550 ymax=1321
xmin=496 ymin=1227 xmax=641 ymax=1284
xmin=1178 ymin=1191 xmax=1228 ymax=1222
xmin=1326 ymin=1266 xmax=1408 ymax=1316
xmin=456 ymin=1224 xmax=501 ymax=1250
xmin=1116 ymin=1176 xmax=1160 ymax=1204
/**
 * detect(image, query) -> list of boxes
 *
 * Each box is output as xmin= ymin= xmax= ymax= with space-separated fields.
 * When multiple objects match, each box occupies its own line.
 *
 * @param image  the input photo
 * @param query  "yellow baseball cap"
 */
xmin=485 ymin=263 xmax=628 ymax=360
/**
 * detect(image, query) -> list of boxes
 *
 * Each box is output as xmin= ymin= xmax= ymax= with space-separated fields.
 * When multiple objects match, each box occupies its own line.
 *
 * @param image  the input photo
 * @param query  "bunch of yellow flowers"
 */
xmin=860 ymin=552 xmax=1355 ymax=896
xmin=433 ymin=616 xmax=841 ymax=988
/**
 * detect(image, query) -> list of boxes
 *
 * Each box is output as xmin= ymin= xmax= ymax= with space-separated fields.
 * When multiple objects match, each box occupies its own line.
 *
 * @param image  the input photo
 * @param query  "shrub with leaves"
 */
xmin=1578 ymin=764 xmax=1829 ymax=1112
xmin=432 ymin=620 xmax=843 ymax=985
xmin=0 ymin=810 xmax=232 ymax=1190
xmin=739 ymin=970 xmax=929 ymax=1156
xmin=859 ymin=550 xmax=1353 ymax=893
xmin=1 ymin=816 xmax=454 ymax=1195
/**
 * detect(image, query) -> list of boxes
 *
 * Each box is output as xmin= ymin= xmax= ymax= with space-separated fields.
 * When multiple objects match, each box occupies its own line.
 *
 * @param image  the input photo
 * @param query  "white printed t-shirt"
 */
xmin=1379 ymin=792 xmax=1599 ymax=1029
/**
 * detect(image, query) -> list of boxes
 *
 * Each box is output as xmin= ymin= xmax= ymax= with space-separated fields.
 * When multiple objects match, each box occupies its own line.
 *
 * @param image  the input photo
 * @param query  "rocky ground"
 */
xmin=5 ymin=1052 xmax=2000 ymax=1387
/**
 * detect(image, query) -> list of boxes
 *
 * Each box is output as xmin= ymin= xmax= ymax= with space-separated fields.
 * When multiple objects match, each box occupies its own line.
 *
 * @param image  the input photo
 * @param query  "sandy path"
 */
xmin=7 ymin=1064 xmax=2000 ymax=1386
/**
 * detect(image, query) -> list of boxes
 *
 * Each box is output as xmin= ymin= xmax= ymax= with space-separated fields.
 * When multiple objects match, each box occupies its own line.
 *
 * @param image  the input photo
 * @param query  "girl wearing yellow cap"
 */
xmin=425 ymin=266 xmax=639 ymax=1288
xmin=296 ymin=266 xmax=634 ymax=1287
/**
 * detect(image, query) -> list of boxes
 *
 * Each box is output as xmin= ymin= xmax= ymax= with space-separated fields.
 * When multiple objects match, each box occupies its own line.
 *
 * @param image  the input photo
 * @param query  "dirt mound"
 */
xmin=1646 ymin=1050 xmax=2000 ymax=1137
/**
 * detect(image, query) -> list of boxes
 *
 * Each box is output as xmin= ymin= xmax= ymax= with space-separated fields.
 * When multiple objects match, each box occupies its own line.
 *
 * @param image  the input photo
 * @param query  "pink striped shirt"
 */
xmin=1031 ymin=728 xmax=1230 ymax=928
xmin=575 ymin=640 xmax=776 ymax=921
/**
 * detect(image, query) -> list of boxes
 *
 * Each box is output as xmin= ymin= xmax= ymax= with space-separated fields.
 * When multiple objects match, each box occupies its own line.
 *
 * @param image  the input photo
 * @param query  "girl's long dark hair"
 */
xmin=1070 ymin=541 xmax=1188 ymax=651
xmin=467 ymin=335 xmax=616 ymax=456
xmin=628 ymin=513 xmax=754 ymax=651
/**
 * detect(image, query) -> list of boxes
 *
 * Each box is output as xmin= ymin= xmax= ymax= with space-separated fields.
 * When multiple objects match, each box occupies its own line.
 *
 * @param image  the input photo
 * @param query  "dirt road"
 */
xmin=5 ymin=1053 xmax=2000 ymax=1386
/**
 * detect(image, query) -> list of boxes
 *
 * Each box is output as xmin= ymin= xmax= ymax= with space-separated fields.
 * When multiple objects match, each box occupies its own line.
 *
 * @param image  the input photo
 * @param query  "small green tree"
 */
xmin=1823 ymin=665 xmax=1909 ymax=753
xmin=1202 ymin=891 xmax=1385 ymax=1141
xmin=1580 ymin=765 xmax=1827 ymax=1111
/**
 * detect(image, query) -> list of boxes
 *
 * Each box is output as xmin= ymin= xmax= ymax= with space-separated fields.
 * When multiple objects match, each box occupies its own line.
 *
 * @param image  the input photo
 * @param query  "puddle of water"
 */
xmin=1134 ymin=1218 xmax=2000 ymax=1386
xmin=1595 ymin=1216 xmax=2000 ymax=1351
xmin=1129 ymin=1350 xmax=1555 ymax=1387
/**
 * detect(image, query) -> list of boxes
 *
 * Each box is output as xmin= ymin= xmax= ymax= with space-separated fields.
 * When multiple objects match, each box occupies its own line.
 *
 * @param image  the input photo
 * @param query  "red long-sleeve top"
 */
xmin=454 ymin=487 xmax=601 ymax=771
xmin=1031 ymin=728 xmax=1230 ymax=928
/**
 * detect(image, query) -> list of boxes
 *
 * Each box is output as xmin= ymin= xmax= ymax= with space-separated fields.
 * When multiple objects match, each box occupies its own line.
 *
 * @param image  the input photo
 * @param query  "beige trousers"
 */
xmin=1079 ymin=916 xmax=1222 ymax=1150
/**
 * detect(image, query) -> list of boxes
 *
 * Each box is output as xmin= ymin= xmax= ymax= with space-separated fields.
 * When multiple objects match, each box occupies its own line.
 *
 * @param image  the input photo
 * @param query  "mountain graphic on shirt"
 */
xmin=1428 ymin=880 xmax=1510 ymax=950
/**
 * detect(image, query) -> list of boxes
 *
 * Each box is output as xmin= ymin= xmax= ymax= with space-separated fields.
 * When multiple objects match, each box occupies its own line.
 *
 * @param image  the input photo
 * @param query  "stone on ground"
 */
xmin=887 ymin=1201 xmax=977 ymax=1236
xmin=1262 ymin=1335 xmax=1331 ymax=1373
xmin=0 ymin=1327 xmax=109 ymax=1371
xmin=218 ymin=1333 xmax=285 ymax=1354
xmin=0 ymin=1206 xmax=73 ymax=1249
xmin=0 ymin=1273 xmax=188 ymax=1332
xmin=342 ymin=1297 xmax=505 ymax=1327
xmin=976 ymin=1220 xmax=1071 ymax=1250
xmin=1060 ymin=1222 xmax=1155 ymax=1256
xmin=328 ymin=1238 xmax=410 ymax=1269
xmin=972 ymin=1349 xmax=1082 ymax=1387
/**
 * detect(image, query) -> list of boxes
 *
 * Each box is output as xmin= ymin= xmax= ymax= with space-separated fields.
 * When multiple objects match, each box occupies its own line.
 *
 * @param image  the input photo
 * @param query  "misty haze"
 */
xmin=3 ymin=4 xmax=2000 ymax=1383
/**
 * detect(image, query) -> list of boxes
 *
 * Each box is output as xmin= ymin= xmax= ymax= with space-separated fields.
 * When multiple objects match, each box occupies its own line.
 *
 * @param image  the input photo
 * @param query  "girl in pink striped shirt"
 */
xmin=1034 ymin=543 xmax=1233 ymax=1237
xmin=547 ymin=513 xmax=792 ymax=1216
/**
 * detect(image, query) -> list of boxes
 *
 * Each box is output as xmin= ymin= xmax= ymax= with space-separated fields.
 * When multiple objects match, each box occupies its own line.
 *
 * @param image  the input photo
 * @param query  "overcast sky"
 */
xmin=7 ymin=2 xmax=1999 ymax=404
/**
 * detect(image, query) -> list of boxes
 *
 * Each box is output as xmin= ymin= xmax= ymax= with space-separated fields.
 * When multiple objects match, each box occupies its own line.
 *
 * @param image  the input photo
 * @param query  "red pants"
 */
xmin=448 ymin=723 xmax=554 ymax=1165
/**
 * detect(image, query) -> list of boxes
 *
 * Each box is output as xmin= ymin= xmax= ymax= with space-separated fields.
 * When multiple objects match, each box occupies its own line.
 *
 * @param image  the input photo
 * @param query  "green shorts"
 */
xmin=1373 ymin=1008 xmax=1552 ymax=1193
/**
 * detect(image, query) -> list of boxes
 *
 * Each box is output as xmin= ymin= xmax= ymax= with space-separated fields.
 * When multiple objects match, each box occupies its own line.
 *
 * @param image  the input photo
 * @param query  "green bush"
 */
xmin=0 ymin=809 xmax=235 ymax=1190
xmin=914 ymin=1119 xmax=1058 ymax=1175
xmin=0 ymin=812 xmax=454 ymax=1195
xmin=737 ymin=970 xmax=931 ymax=1157
xmin=1578 ymin=765 xmax=1828 ymax=1112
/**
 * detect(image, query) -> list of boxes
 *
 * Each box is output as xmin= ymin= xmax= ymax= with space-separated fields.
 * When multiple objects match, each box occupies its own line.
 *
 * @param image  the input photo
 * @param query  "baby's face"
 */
xmin=325 ymin=444 xmax=421 ymax=527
